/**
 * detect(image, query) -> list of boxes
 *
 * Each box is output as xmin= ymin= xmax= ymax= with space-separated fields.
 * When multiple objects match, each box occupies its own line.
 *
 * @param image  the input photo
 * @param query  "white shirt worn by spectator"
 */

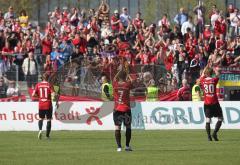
xmin=230 ymin=13 xmax=240 ymax=27
xmin=181 ymin=21 xmax=194 ymax=35
xmin=22 ymin=58 xmax=37 ymax=75
xmin=120 ymin=13 xmax=131 ymax=27
xmin=4 ymin=12 xmax=15 ymax=20
xmin=101 ymin=26 xmax=112 ymax=38
xmin=211 ymin=13 xmax=220 ymax=27
xmin=158 ymin=18 xmax=170 ymax=28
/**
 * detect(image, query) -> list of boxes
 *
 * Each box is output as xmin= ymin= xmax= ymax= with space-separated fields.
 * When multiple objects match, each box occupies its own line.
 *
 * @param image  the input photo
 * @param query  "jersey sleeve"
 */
xmin=199 ymin=76 xmax=205 ymax=85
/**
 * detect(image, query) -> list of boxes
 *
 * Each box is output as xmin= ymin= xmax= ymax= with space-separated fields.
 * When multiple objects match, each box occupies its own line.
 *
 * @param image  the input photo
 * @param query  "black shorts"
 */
xmin=204 ymin=103 xmax=223 ymax=118
xmin=39 ymin=108 xmax=53 ymax=120
xmin=113 ymin=110 xmax=132 ymax=126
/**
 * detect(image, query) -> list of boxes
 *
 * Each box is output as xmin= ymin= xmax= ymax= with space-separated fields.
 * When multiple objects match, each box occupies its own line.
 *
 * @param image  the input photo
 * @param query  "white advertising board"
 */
xmin=0 ymin=102 xmax=239 ymax=131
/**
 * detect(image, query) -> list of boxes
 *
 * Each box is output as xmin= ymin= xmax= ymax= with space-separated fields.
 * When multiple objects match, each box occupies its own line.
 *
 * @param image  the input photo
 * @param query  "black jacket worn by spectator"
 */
xmin=0 ymin=84 xmax=7 ymax=98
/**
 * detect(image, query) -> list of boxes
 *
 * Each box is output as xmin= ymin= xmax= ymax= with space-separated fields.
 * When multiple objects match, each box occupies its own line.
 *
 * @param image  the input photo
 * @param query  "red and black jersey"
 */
xmin=200 ymin=76 xmax=219 ymax=105
xmin=113 ymin=80 xmax=132 ymax=112
xmin=33 ymin=81 xmax=54 ymax=110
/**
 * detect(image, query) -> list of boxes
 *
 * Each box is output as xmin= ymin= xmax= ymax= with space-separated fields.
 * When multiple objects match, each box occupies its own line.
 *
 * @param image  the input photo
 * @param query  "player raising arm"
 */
xmin=200 ymin=64 xmax=223 ymax=141
xmin=32 ymin=73 xmax=56 ymax=140
xmin=112 ymin=64 xmax=134 ymax=152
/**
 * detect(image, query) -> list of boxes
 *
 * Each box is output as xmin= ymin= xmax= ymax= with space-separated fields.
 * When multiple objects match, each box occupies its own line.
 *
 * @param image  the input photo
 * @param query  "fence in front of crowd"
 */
xmin=1 ymin=54 xmax=240 ymax=101
xmin=50 ymin=57 xmax=170 ymax=100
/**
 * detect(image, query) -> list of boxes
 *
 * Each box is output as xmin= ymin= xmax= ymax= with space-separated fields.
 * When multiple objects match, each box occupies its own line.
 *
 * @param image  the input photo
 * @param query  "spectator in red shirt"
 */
xmin=203 ymin=25 xmax=211 ymax=40
xmin=132 ymin=12 xmax=143 ymax=30
xmin=177 ymin=79 xmax=192 ymax=101
xmin=42 ymin=35 xmax=52 ymax=56
xmin=111 ymin=10 xmax=121 ymax=34
xmin=215 ymin=34 xmax=226 ymax=50
xmin=214 ymin=16 xmax=226 ymax=37
xmin=158 ymin=14 xmax=170 ymax=30
xmin=221 ymin=51 xmax=235 ymax=66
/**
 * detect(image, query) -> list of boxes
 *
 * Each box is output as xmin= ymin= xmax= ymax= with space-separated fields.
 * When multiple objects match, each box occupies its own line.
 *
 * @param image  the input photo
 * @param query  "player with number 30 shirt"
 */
xmin=200 ymin=77 xmax=219 ymax=105
xmin=200 ymin=65 xmax=223 ymax=142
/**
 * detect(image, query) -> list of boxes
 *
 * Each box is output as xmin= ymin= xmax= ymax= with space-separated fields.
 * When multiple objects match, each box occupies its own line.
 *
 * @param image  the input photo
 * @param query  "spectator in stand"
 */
xmin=22 ymin=51 xmax=38 ymax=88
xmin=214 ymin=16 xmax=227 ymax=38
xmin=193 ymin=2 xmax=205 ymax=39
xmin=211 ymin=9 xmax=220 ymax=28
xmin=6 ymin=80 xmax=19 ymax=97
xmin=174 ymin=7 xmax=188 ymax=28
xmin=158 ymin=14 xmax=170 ymax=30
xmin=4 ymin=6 xmax=16 ymax=21
xmin=215 ymin=34 xmax=226 ymax=50
xmin=87 ymin=30 xmax=99 ymax=57
xmin=59 ymin=37 xmax=73 ymax=62
xmin=132 ymin=12 xmax=143 ymax=30
xmin=177 ymin=79 xmax=191 ymax=101
xmin=44 ymin=54 xmax=54 ymax=76
xmin=233 ymin=35 xmax=240 ymax=56
xmin=111 ymin=10 xmax=121 ymax=34
xmin=209 ymin=4 xmax=217 ymax=20
xmin=226 ymin=3 xmax=235 ymax=32
xmin=120 ymin=7 xmax=131 ymax=29
xmin=19 ymin=9 xmax=29 ymax=30
xmin=2 ymin=41 xmax=13 ymax=56
xmin=221 ymin=51 xmax=235 ymax=67
xmin=42 ymin=34 xmax=52 ymax=57
xmin=229 ymin=8 xmax=240 ymax=39
xmin=101 ymin=23 xmax=112 ymax=39
xmin=175 ymin=45 xmax=188 ymax=84
xmin=70 ymin=7 xmax=80 ymax=28
xmin=203 ymin=25 xmax=211 ymax=40
xmin=0 ymin=76 xmax=7 ymax=98
xmin=0 ymin=30 xmax=5 ymax=50
xmin=181 ymin=16 xmax=194 ymax=36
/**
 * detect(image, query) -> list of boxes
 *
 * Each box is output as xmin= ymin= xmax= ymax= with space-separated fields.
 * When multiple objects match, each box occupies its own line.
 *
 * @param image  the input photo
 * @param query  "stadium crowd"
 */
xmin=0 ymin=2 xmax=240 ymax=100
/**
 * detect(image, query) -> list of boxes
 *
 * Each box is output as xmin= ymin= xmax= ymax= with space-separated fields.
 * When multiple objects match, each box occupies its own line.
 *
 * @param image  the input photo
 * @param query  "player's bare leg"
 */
xmin=125 ymin=125 xmax=132 ymax=151
xmin=205 ymin=118 xmax=212 ymax=141
xmin=115 ymin=125 xmax=122 ymax=151
xmin=38 ymin=118 xmax=44 ymax=140
xmin=212 ymin=117 xmax=223 ymax=141
xmin=46 ymin=119 xmax=52 ymax=139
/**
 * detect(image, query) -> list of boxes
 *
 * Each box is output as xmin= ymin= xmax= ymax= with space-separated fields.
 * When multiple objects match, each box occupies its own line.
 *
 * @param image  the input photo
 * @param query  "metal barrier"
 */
xmin=1 ymin=55 xmax=173 ymax=100
xmin=48 ymin=57 xmax=171 ymax=99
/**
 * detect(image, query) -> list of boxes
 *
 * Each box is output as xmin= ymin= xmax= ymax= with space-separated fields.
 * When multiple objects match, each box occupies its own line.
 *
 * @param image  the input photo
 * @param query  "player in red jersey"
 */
xmin=200 ymin=64 xmax=223 ymax=141
xmin=113 ymin=66 xmax=133 ymax=152
xmin=32 ymin=73 xmax=55 ymax=140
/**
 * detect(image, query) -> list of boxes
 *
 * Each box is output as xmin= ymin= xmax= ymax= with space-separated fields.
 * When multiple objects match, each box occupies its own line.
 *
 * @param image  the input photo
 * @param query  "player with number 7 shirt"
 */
xmin=32 ymin=73 xmax=56 ymax=140
xmin=200 ymin=63 xmax=223 ymax=141
xmin=112 ymin=63 xmax=134 ymax=152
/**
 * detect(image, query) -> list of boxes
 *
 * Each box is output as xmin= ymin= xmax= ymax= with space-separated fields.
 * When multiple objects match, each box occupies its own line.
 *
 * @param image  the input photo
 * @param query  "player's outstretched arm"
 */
xmin=113 ymin=64 xmax=125 ymax=81
xmin=214 ymin=67 xmax=221 ymax=78
xmin=32 ymin=90 xmax=37 ymax=97
xmin=201 ymin=65 xmax=208 ymax=77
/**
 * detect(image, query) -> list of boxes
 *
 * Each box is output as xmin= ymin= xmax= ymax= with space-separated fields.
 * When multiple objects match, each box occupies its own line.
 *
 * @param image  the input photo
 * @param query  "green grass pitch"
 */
xmin=0 ymin=130 xmax=240 ymax=165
